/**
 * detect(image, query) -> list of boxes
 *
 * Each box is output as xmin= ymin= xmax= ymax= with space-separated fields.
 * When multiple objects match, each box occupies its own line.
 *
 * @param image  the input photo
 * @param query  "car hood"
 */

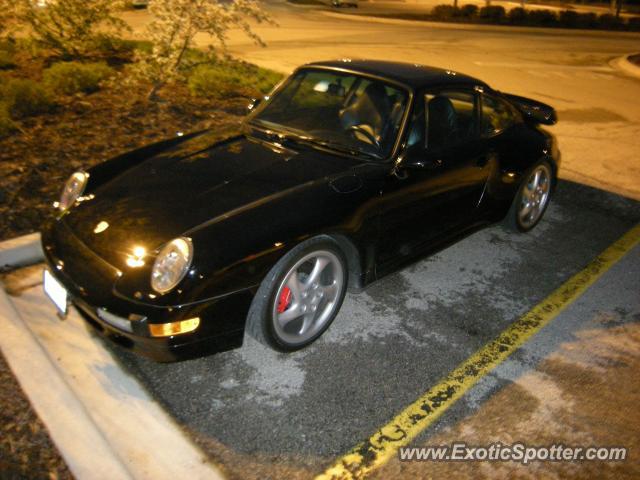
xmin=63 ymin=130 xmax=362 ymax=268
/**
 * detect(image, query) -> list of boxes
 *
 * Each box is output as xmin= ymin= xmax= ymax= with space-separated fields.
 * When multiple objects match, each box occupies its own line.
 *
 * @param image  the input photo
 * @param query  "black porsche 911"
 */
xmin=42 ymin=59 xmax=560 ymax=361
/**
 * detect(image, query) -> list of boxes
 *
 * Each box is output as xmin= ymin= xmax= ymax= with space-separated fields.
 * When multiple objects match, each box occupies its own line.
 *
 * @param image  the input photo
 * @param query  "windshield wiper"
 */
xmin=299 ymin=137 xmax=383 ymax=161
xmin=248 ymin=121 xmax=383 ymax=161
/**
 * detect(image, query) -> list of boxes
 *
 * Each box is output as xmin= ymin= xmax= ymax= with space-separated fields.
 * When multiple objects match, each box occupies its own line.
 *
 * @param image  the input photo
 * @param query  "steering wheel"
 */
xmin=347 ymin=124 xmax=379 ymax=147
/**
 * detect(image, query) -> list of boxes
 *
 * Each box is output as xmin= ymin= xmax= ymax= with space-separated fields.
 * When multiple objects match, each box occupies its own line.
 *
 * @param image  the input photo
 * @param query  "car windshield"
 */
xmin=250 ymin=69 xmax=410 ymax=160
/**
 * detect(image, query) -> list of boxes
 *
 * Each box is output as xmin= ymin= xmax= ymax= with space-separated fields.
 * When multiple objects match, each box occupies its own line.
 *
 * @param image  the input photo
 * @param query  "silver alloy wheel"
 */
xmin=518 ymin=164 xmax=551 ymax=229
xmin=271 ymin=250 xmax=344 ymax=345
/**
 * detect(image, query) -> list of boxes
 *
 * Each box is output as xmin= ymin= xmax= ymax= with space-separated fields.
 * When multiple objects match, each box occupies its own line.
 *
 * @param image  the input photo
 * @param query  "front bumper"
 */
xmin=41 ymin=221 xmax=253 ymax=362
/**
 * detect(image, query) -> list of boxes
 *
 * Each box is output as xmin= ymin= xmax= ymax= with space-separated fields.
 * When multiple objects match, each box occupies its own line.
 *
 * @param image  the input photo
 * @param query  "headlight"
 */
xmin=58 ymin=171 xmax=88 ymax=211
xmin=150 ymin=238 xmax=193 ymax=294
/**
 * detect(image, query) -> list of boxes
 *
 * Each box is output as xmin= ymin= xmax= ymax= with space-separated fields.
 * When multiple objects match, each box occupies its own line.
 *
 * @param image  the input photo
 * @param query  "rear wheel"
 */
xmin=506 ymin=160 xmax=553 ymax=232
xmin=247 ymin=237 xmax=347 ymax=351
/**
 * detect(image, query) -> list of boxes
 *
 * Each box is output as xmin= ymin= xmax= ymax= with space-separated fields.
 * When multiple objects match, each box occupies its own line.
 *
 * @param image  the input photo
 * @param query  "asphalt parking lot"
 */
xmin=70 ymin=179 xmax=636 ymax=480
xmin=1 ymin=3 xmax=639 ymax=478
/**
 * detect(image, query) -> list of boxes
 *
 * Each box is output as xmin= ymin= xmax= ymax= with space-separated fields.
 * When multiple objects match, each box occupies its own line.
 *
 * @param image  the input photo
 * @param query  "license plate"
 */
xmin=43 ymin=269 xmax=68 ymax=316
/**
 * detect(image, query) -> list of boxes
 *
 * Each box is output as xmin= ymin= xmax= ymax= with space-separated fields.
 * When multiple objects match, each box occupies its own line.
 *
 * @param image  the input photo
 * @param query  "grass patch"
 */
xmin=188 ymin=61 xmax=283 ymax=100
xmin=43 ymin=62 xmax=114 ymax=95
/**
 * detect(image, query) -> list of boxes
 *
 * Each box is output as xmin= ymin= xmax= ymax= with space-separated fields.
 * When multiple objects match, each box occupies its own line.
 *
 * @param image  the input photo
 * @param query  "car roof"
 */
xmin=303 ymin=59 xmax=487 ymax=90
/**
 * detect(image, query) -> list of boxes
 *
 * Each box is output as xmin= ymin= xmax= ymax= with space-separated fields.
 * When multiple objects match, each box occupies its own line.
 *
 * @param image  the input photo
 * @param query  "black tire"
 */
xmin=505 ymin=159 xmax=554 ymax=232
xmin=246 ymin=236 xmax=348 ymax=352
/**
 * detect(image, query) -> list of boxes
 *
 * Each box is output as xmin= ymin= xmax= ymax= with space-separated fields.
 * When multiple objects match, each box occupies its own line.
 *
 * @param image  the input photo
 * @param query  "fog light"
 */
xmin=149 ymin=317 xmax=200 ymax=337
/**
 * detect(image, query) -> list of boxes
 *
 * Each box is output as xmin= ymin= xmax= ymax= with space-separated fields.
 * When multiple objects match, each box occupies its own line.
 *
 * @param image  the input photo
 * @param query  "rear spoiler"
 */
xmin=502 ymin=93 xmax=557 ymax=126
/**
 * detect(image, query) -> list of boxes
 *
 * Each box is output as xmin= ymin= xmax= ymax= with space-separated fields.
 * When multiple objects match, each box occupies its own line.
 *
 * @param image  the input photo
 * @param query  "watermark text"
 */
xmin=399 ymin=442 xmax=627 ymax=464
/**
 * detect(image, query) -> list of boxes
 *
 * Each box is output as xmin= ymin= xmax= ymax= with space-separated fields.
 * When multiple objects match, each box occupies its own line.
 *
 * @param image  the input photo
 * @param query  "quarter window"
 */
xmin=425 ymin=91 xmax=477 ymax=150
xmin=482 ymin=95 xmax=517 ymax=136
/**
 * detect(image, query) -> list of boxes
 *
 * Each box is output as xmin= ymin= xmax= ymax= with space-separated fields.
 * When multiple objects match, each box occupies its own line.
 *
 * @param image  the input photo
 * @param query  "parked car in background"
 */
xmin=332 ymin=0 xmax=358 ymax=7
xmin=131 ymin=0 xmax=149 ymax=8
xmin=42 ymin=60 xmax=559 ymax=361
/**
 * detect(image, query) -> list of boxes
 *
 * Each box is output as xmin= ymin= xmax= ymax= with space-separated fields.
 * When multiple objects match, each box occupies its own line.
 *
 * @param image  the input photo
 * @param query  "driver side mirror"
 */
xmin=395 ymin=153 xmax=442 ymax=171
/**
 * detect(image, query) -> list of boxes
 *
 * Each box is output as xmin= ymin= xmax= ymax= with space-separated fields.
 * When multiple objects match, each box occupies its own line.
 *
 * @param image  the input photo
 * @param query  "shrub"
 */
xmin=628 ymin=16 xmax=640 ymax=31
xmin=508 ymin=7 xmax=527 ymax=24
xmin=559 ymin=10 xmax=579 ymax=27
xmin=0 ymin=101 xmax=17 ymax=138
xmin=431 ymin=5 xmax=458 ymax=19
xmin=598 ymin=13 xmax=622 ymax=29
xmin=479 ymin=5 xmax=506 ymax=22
xmin=526 ymin=9 xmax=557 ymax=26
xmin=188 ymin=62 xmax=283 ymax=100
xmin=0 ymin=50 xmax=15 ymax=70
xmin=0 ymin=78 xmax=55 ymax=118
xmin=43 ymin=61 xmax=114 ymax=95
xmin=575 ymin=12 xmax=598 ymax=28
xmin=459 ymin=4 xmax=478 ymax=17
xmin=88 ymin=35 xmax=140 ymax=59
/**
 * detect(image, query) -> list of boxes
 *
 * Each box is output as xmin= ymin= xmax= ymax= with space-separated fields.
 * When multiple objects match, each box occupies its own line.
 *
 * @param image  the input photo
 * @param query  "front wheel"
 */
xmin=247 ymin=237 xmax=348 ymax=351
xmin=506 ymin=161 xmax=554 ymax=232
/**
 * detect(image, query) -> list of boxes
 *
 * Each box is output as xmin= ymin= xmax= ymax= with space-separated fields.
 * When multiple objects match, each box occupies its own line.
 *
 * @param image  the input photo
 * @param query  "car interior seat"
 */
xmin=427 ymin=96 xmax=459 ymax=150
xmin=339 ymin=83 xmax=392 ymax=144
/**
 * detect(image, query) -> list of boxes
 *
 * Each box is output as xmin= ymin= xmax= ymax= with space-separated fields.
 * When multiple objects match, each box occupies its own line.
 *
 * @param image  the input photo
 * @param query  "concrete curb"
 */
xmin=611 ymin=54 xmax=640 ymax=79
xmin=0 ymin=233 xmax=44 ymax=270
xmin=0 ymin=286 xmax=134 ymax=479
xmin=0 ymin=235 xmax=226 ymax=480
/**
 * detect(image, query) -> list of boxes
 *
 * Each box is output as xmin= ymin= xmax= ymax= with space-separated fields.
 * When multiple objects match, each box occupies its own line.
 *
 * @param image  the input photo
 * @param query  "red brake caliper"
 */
xmin=277 ymin=286 xmax=292 ymax=313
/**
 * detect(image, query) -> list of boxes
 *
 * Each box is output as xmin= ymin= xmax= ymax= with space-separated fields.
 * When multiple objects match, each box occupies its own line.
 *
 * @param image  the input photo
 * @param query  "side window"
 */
xmin=482 ymin=94 xmax=517 ymax=136
xmin=425 ymin=90 xmax=477 ymax=150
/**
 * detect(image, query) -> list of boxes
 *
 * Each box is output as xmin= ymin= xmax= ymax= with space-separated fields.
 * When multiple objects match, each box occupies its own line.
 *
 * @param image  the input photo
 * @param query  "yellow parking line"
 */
xmin=316 ymin=223 xmax=640 ymax=480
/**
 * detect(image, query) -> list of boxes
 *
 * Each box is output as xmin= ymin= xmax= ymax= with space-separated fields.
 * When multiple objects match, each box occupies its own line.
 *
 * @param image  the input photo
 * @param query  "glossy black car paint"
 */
xmin=42 ymin=60 xmax=560 ymax=361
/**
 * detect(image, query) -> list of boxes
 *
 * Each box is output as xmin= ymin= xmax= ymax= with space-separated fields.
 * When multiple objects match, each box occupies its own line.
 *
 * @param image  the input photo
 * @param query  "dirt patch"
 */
xmin=0 ymin=82 xmax=246 ymax=240
xmin=0 ymin=351 xmax=74 ymax=479
xmin=0 ymin=51 xmax=255 ymax=479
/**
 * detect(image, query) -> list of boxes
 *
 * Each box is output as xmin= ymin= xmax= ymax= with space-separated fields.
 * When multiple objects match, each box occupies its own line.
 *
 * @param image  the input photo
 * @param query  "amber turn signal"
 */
xmin=148 ymin=317 xmax=200 ymax=337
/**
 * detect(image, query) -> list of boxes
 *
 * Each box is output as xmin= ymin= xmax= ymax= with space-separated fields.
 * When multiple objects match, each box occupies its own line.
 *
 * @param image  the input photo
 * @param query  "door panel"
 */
xmin=376 ymin=88 xmax=491 ymax=270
